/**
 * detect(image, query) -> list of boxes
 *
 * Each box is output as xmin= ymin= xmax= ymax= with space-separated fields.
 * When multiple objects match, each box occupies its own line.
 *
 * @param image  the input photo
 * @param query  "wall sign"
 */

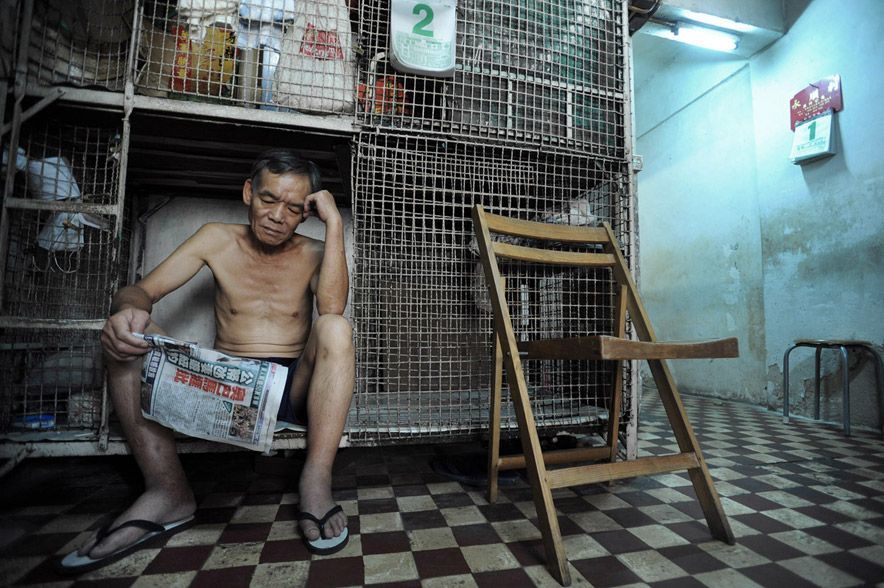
xmin=389 ymin=0 xmax=456 ymax=77
xmin=790 ymin=74 xmax=842 ymax=130
xmin=790 ymin=110 xmax=836 ymax=164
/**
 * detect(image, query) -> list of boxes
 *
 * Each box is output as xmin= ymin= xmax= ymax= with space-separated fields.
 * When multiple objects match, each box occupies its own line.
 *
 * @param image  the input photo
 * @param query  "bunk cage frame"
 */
xmin=1 ymin=0 xmax=638 ymax=473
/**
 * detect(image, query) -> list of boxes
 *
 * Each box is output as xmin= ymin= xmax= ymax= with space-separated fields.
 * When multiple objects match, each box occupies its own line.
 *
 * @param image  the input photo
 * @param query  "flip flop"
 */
xmin=297 ymin=505 xmax=349 ymax=555
xmin=56 ymin=514 xmax=195 ymax=575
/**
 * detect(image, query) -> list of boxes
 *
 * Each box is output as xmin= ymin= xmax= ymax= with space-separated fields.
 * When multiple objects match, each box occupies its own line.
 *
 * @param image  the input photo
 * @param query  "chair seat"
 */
xmin=518 ymin=335 xmax=739 ymax=361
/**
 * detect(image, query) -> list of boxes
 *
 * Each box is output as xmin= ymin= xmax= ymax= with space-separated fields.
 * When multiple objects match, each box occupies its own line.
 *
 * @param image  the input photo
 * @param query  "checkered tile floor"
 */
xmin=2 ymin=394 xmax=883 ymax=587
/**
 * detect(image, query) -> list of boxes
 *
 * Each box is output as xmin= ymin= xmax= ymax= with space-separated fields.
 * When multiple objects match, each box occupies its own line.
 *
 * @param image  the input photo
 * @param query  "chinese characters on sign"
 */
xmin=790 ymin=74 xmax=842 ymax=130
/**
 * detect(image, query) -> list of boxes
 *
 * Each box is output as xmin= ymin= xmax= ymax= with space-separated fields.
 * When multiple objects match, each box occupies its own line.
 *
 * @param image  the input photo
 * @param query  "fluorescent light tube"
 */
xmin=642 ymin=21 xmax=740 ymax=53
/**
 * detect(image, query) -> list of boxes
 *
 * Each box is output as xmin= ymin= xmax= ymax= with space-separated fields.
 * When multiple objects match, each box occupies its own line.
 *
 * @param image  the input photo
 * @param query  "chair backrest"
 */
xmin=472 ymin=204 xmax=655 ymax=349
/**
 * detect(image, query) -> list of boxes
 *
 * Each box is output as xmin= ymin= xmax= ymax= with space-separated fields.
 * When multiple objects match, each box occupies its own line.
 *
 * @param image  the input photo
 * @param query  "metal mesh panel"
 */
xmin=28 ymin=0 xmax=134 ymax=91
xmin=2 ymin=121 xmax=122 ymax=319
xmin=0 ymin=328 xmax=104 ymax=434
xmin=349 ymin=132 xmax=631 ymax=442
xmin=16 ymin=122 xmax=122 ymax=206
xmin=2 ymin=208 xmax=119 ymax=319
xmin=136 ymin=0 xmax=357 ymax=113
xmin=357 ymin=0 xmax=625 ymax=155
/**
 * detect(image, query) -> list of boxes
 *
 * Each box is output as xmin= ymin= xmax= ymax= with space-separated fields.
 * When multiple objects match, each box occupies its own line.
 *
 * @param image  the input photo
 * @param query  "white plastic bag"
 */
xmin=27 ymin=156 xmax=82 ymax=200
xmin=273 ymin=0 xmax=355 ymax=113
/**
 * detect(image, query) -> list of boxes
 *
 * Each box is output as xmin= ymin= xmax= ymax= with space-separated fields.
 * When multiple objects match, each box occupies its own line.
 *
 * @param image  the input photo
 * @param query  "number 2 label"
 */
xmin=412 ymin=3 xmax=434 ymax=37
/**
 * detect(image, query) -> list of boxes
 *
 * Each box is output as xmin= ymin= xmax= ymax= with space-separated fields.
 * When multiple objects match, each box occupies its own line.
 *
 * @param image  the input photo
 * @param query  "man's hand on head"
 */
xmin=101 ymin=308 xmax=152 ymax=361
xmin=302 ymin=190 xmax=341 ymax=226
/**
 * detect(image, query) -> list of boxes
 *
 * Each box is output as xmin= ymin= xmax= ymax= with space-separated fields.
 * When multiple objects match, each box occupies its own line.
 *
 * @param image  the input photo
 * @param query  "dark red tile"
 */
xmin=477 ymin=502 xmax=524 ymax=522
xmin=259 ymin=538 xmax=311 ymax=563
xmin=571 ymin=555 xmax=642 ymax=588
xmin=413 ymin=547 xmax=471 ymax=578
xmin=650 ymin=577 xmax=707 ymax=588
xmin=474 ymin=567 xmax=534 ymax=588
xmin=401 ymin=509 xmax=448 ymax=531
xmin=218 ymin=522 xmax=272 ymax=544
xmin=739 ymin=563 xmax=817 ymax=587
xmin=803 ymin=524 xmax=875 ymax=550
xmin=728 ymin=493 xmax=786 ymax=512
xmin=432 ymin=493 xmax=474 ymax=509
xmin=506 ymin=539 xmax=546 ymax=567
xmin=393 ymin=484 xmax=430 ymax=497
xmin=668 ymin=521 xmax=716 ymax=543
xmin=617 ymin=491 xmax=664 ymax=507
xmin=275 ymin=504 xmax=300 ymax=521
xmin=818 ymin=551 xmax=884 ymax=584
xmin=738 ymin=534 xmax=804 ymax=561
xmin=732 ymin=513 xmax=793 ymax=534
xmin=191 ymin=565 xmax=254 ymax=588
xmin=359 ymin=498 xmax=399 ymax=514
xmin=554 ymin=496 xmax=592 ymax=513
xmin=142 ymin=545 xmax=212 ymax=574
xmin=556 ymin=514 xmax=585 ymax=536
xmin=601 ymin=507 xmax=655 ymax=529
xmin=306 ymin=556 xmax=364 ymax=588
xmin=361 ymin=531 xmax=411 ymax=555
xmin=591 ymin=529 xmax=649 ymax=554
xmin=793 ymin=505 xmax=852 ymax=525
xmin=452 ymin=523 xmax=501 ymax=546
xmin=658 ymin=545 xmax=728 ymax=574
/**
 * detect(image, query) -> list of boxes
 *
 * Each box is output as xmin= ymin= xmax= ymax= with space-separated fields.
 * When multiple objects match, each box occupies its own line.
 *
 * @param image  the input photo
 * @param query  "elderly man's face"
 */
xmin=242 ymin=170 xmax=312 ymax=247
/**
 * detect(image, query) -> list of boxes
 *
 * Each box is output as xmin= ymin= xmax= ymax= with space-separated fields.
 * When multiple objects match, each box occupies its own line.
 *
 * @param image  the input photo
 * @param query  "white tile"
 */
xmin=461 ymin=543 xmax=520 ymax=573
xmin=768 ymin=530 xmax=840 ymax=556
xmin=364 ymin=552 xmax=419 ymax=584
xmin=616 ymin=549 xmax=687 ymax=582
xmin=250 ymin=561 xmax=310 ymax=587
xmin=779 ymin=556 xmax=863 ymax=588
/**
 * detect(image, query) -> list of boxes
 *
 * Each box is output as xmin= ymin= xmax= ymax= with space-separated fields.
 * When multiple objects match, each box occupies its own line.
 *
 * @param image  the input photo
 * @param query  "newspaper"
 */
xmin=137 ymin=333 xmax=288 ymax=452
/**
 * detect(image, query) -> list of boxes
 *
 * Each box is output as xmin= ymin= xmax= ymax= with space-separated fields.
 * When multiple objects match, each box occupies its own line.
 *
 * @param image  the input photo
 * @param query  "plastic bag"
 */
xmin=27 ymin=156 xmax=82 ymax=200
xmin=273 ymin=0 xmax=355 ymax=113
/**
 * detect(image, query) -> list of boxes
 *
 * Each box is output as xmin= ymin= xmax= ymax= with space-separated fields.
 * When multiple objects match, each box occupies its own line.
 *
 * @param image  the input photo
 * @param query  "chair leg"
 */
xmin=647 ymin=358 xmax=735 ymax=544
xmin=504 ymin=356 xmax=571 ymax=586
xmin=487 ymin=332 xmax=503 ymax=504
xmin=606 ymin=361 xmax=623 ymax=462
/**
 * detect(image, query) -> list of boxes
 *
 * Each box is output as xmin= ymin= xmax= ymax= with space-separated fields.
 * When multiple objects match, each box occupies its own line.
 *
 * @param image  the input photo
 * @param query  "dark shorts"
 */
xmin=255 ymin=356 xmax=306 ymax=425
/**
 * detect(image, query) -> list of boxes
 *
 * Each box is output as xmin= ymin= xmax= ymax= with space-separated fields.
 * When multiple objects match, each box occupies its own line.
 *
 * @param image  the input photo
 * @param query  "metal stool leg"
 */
xmin=814 ymin=345 xmax=822 ymax=420
xmin=783 ymin=345 xmax=799 ymax=423
xmin=839 ymin=345 xmax=850 ymax=436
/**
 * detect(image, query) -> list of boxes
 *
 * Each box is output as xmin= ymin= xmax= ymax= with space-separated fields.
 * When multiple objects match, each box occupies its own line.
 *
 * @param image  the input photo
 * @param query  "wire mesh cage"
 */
xmin=2 ymin=120 xmax=122 ymax=320
xmin=357 ymin=0 xmax=626 ymax=155
xmin=28 ymin=0 xmax=135 ymax=91
xmin=136 ymin=0 xmax=358 ymax=113
xmin=0 ymin=328 xmax=105 ymax=435
xmin=349 ymin=132 xmax=632 ymax=442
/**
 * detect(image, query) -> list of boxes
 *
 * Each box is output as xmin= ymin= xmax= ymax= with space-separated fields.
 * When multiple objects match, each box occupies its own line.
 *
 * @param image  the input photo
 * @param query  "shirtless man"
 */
xmin=59 ymin=150 xmax=354 ymax=573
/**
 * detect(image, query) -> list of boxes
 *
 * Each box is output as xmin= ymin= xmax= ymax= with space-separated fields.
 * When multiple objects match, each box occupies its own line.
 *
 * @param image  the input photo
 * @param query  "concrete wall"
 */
xmin=634 ymin=0 xmax=884 ymax=428
xmin=142 ymin=197 xmax=354 ymax=347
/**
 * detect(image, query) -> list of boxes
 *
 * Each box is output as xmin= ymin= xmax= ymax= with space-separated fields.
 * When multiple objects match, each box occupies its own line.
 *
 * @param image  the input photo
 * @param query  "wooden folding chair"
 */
xmin=472 ymin=205 xmax=738 ymax=586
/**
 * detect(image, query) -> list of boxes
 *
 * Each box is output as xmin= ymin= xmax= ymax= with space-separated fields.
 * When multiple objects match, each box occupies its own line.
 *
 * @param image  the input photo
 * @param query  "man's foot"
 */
xmin=296 ymin=505 xmax=349 ymax=555
xmin=76 ymin=487 xmax=195 ymax=560
xmin=57 ymin=516 xmax=195 ymax=575
xmin=297 ymin=462 xmax=347 ymax=543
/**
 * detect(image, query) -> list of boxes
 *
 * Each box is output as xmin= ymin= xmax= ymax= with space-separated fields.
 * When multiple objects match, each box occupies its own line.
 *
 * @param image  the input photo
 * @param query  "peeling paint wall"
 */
xmin=750 ymin=0 xmax=884 ymax=427
xmin=634 ymin=0 xmax=884 ymax=429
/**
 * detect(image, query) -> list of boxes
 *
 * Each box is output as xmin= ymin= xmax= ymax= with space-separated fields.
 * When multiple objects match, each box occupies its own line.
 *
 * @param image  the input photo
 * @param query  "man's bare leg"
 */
xmin=78 ymin=348 xmax=196 ymax=558
xmin=289 ymin=314 xmax=355 ymax=542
